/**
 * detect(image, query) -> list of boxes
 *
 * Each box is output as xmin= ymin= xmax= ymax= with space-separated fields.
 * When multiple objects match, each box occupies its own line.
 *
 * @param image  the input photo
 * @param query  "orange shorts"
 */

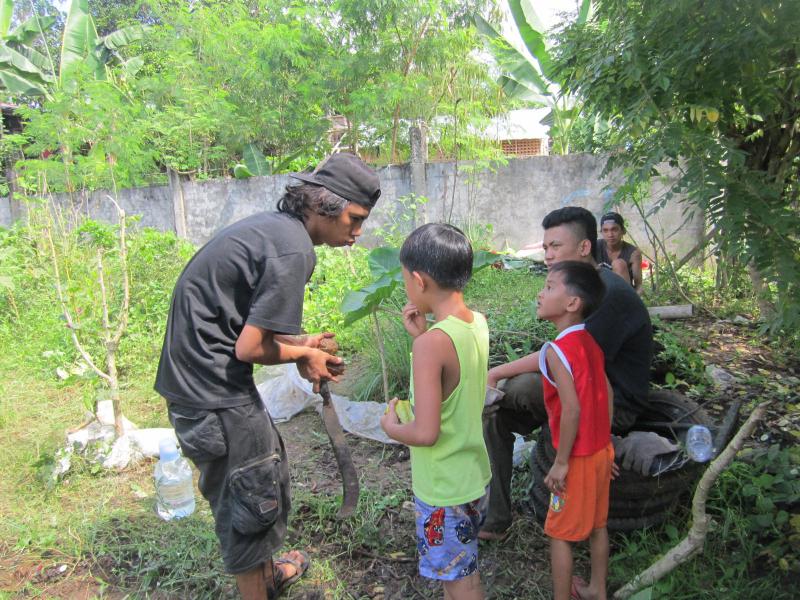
xmin=544 ymin=442 xmax=614 ymax=542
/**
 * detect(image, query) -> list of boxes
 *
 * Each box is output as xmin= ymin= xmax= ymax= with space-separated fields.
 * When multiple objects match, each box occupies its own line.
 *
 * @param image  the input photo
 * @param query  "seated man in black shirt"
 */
xmin=155 ymin=154 xmax=381 ymax=599
xmin=480 ymin=206 xmax=652 ymax=539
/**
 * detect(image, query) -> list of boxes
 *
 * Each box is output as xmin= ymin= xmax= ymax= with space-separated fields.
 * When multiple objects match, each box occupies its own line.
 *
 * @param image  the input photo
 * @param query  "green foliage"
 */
xmin=0 ymin=1 xmax=56 ymax=96
xmin=4 ymin=0 xmax=504 ymax=188
xmin=0 ymin=221 xmax=68 ymax=378
xmin=302 ymin=246 xmax=372 ymax=353
xmin=611 ymin=501 xmax=793 ymax=599
xmin=553 ymin=0 xmax=800 ymax=334
xmin=465 ymin=265 xmax=552 ymax=366
xmin=89 ymin=513 xmax=236 ymax=598
xmin=341 ymin=244 xmax=499 ymax=327
xmin=350 ymin=312 xmax=413 ymax=403
xmin=14 ymin=68 xmax=159 ymax=191
xmin=119 ymin=227 xmax=195 ymax=377
xmin=646 ymin=265 xmax=760 ymax=321
xmin=723 ymin=444 xmax=800 ymax=573
xmin=369 ymin=193 xmax=428 ymax=247
xmin=652 ymin=321 xmax=708 ymax=390
xmin=0 ymin=215 xmax=194 ymax=384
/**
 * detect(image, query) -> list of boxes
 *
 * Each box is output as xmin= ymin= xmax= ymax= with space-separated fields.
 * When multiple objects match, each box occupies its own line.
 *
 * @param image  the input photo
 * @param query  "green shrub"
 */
xmin=118 ymin=228 xmax=196 ymax=378
xmin=645 ymin=265 xmax=759 ymax=319
xmin=303 ymin=246 xmax=373 ymax=354
xmin=717 ymin=444 xmax=800 ymax=574
xmin=466 ymin=266 xmax=552 ymax=367
xmin=652 ymin=320 xmax=708 ymax=389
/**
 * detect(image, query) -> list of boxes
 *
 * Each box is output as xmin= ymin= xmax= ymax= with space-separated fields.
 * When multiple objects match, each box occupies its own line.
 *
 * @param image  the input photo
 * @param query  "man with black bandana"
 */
xmin=155 ymin=153 xmax=381 ymax=599
xmin=479 ymin=207 xmax=652 ymax=541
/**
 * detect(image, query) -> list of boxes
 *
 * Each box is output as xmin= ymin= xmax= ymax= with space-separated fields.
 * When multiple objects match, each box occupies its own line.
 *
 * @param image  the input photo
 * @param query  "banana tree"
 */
xmin=0 ymin=0 xmax=146 ymax=99
xmin=233 ymin=143 xmax=306 ymax=179
xmin=0 ymin=0 xmax=56 ymax=96
xmin=475 ymin=0 xmax=591 ymax=154
xmin=59 ymin=0 xmax=146 ymax=87
xmin=342 ymin=246 xmax=498 ymax=402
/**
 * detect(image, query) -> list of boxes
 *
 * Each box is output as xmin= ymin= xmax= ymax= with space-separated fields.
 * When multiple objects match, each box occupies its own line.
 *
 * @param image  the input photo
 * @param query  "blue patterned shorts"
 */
xmin=414 ymin=492 xmax=488 ymax=581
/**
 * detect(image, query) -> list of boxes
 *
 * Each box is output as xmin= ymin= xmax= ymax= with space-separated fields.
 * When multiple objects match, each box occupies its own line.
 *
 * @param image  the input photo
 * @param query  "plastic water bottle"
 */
xmin=154 ymin=438 xmax=195 ymax=520
xmin=685 ymin=425 xmax=713 ymax=462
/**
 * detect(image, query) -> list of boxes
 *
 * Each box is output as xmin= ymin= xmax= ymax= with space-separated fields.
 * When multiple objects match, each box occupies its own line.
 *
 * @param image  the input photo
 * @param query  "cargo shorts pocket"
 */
xmin=168 ymin=406 xmax=227 ymax=463
xmin=229 ymin=453 xmax=282 ymax=535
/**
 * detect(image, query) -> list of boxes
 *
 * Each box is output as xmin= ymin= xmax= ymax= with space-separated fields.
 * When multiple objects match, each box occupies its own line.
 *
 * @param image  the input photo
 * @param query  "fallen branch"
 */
xmin=648 ymin=304 xmax=693 ymax=320
xmin=613 ymin=400 xmax=770 ymax=599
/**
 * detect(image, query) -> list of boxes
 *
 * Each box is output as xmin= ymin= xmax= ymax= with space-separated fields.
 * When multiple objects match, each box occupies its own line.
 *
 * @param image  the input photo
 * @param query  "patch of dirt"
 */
xmin=279 ymin=410 xmax=410 ymax=496
xmin=0 ymin=548 xmax=126 ymax=599
xmin=686 ymin=317 xmax=800 ymax=445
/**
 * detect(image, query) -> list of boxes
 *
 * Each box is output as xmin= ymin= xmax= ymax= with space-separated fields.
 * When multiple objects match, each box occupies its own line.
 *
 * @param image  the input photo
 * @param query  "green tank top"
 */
xmin=409 ymin=312 xmax=491 ymax=506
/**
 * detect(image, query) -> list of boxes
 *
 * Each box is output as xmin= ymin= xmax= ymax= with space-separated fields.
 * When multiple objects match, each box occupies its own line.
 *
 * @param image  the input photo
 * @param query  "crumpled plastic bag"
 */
xmin=54 ymin=400 xmax=177 ymax=477
xmin=613 ymin=431 xmax=679 ymax=475
xmin=257 ymin=363 xmax=396 ymax=444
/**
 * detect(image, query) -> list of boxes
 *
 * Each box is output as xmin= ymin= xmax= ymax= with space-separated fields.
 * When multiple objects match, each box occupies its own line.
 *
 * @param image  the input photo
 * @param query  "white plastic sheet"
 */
xmin=257 ymin=363 xmax=396 ymax=444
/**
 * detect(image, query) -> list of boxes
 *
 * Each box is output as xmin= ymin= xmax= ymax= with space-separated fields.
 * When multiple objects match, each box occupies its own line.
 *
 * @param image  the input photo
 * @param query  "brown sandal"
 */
xmin=267 ymin=550 xmax=310 ymax=600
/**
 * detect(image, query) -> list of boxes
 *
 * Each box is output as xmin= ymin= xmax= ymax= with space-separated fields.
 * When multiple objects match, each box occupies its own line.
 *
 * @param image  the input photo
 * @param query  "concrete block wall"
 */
xmin=1 ymin=155 xmax=704 ymax=258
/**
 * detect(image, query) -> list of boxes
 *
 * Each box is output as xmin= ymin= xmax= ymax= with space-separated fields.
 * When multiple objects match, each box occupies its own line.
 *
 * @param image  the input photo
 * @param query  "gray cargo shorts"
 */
xmin=167 ymin=401 xmax=291 ymax=574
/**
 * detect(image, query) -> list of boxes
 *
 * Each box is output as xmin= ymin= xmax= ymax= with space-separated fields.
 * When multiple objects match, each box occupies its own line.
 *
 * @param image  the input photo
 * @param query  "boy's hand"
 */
xmin=487 ymin=367 xmax=502 ymax=390
xmin=402 ymin=303 xmax=428 ymax=338
xmin=381 ymin=397 xmax=401 ymax=432
xmin=544 ymin=460 xmax=569 ymax=494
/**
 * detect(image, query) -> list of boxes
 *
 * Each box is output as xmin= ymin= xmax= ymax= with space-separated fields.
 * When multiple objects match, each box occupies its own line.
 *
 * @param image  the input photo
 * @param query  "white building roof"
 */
xmin=484 ymin=108 xmax=551 ymax=140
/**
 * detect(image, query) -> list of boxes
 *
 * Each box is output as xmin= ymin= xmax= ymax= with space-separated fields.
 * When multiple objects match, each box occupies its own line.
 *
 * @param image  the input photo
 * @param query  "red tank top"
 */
xmin=539 ymin=324 xmax=610 ymax=456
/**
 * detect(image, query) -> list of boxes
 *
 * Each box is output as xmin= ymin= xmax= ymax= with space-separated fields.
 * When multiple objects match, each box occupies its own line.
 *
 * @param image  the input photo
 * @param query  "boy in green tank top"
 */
xmin=381 ymin=224 xmax=491 ymax=600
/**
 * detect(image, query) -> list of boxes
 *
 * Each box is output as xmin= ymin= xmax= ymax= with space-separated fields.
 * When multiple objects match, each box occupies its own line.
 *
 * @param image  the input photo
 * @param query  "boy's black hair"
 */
xmin=542 ymin=206 xmax=598 ymax=258
xmin=548 ymin=260 xmax=606 ymax=318
xmin=400 ymin=223 xmax=473 ymax=290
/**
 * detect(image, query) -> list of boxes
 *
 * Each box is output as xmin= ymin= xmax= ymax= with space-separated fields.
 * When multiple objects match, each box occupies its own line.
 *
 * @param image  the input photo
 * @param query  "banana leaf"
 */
xmin=0 ymin=0 xmax=11 ymax=38
xmin=5 ymin=15 xmax=56 ymax=45
xmin=61 ymin=0 xmax=101 ymax=80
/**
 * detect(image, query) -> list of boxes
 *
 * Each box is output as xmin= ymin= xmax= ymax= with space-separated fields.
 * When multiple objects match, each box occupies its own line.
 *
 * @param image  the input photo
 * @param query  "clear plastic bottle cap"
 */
xmin=159 ymin=438 xmax=179 ymax=461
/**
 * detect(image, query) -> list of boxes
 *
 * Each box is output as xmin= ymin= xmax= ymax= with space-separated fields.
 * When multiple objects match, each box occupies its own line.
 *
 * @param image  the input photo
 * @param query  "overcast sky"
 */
xmin=532 ymin=0 xmax=581 ymax=29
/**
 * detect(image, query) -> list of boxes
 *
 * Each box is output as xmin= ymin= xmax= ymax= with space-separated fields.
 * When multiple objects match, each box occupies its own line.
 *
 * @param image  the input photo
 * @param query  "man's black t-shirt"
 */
xmin=586 ymin=268 xmax=652 ymax=416
xmin=155 ymin=212 xmax=316 ymax=409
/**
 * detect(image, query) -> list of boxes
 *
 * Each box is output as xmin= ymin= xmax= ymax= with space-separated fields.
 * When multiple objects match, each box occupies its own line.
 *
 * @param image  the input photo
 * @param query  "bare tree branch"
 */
xmin=614 ymin=401 xmax=771 ymax=599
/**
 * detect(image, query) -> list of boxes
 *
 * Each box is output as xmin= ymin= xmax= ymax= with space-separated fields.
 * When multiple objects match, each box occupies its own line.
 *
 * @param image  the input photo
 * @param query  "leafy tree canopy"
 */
xmin=553 ymin=0 xmax=800 ymax=331
xmin=5 ymin=0 xmax=506 ymax=186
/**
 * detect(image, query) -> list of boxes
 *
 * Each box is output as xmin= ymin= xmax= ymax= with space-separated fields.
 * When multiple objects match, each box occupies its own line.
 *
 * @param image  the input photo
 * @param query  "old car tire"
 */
xmin=530 ymin=390 xmax=710 ymax=530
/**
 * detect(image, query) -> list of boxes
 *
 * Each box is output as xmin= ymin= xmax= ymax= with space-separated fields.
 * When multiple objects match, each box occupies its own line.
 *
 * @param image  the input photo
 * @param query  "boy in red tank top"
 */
xmin=536 ymin=261 xmax=614 ymax=600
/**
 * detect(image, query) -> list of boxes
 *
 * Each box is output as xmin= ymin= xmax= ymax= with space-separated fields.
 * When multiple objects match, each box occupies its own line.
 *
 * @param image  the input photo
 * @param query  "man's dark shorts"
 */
xmin=168 ymin=401 xmax=291 ymax=574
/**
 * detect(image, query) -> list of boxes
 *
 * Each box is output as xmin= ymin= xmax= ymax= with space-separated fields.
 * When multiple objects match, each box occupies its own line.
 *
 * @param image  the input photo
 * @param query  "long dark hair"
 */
xmin=277 ymin=183 xmax=348 ymax=222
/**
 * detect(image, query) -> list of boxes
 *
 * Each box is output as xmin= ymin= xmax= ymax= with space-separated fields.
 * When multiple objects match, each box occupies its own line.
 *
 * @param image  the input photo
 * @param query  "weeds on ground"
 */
xmin=466 ymin=266 xmax=551 ymax=367
xmin=651 ymin=319 xmax=709 ymax=390
xmin=89 ymin=509 xmax=237 ymax=599
xmin=609 ymin=454 xmax=799 ymax=599
xmin=644 ymin=264 xmax=758 ymax=320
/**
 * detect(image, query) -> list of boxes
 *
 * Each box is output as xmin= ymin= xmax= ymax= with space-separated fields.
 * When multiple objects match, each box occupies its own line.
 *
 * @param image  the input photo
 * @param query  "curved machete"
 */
xmin=319 ymin=380 xmax=359 ymax=518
